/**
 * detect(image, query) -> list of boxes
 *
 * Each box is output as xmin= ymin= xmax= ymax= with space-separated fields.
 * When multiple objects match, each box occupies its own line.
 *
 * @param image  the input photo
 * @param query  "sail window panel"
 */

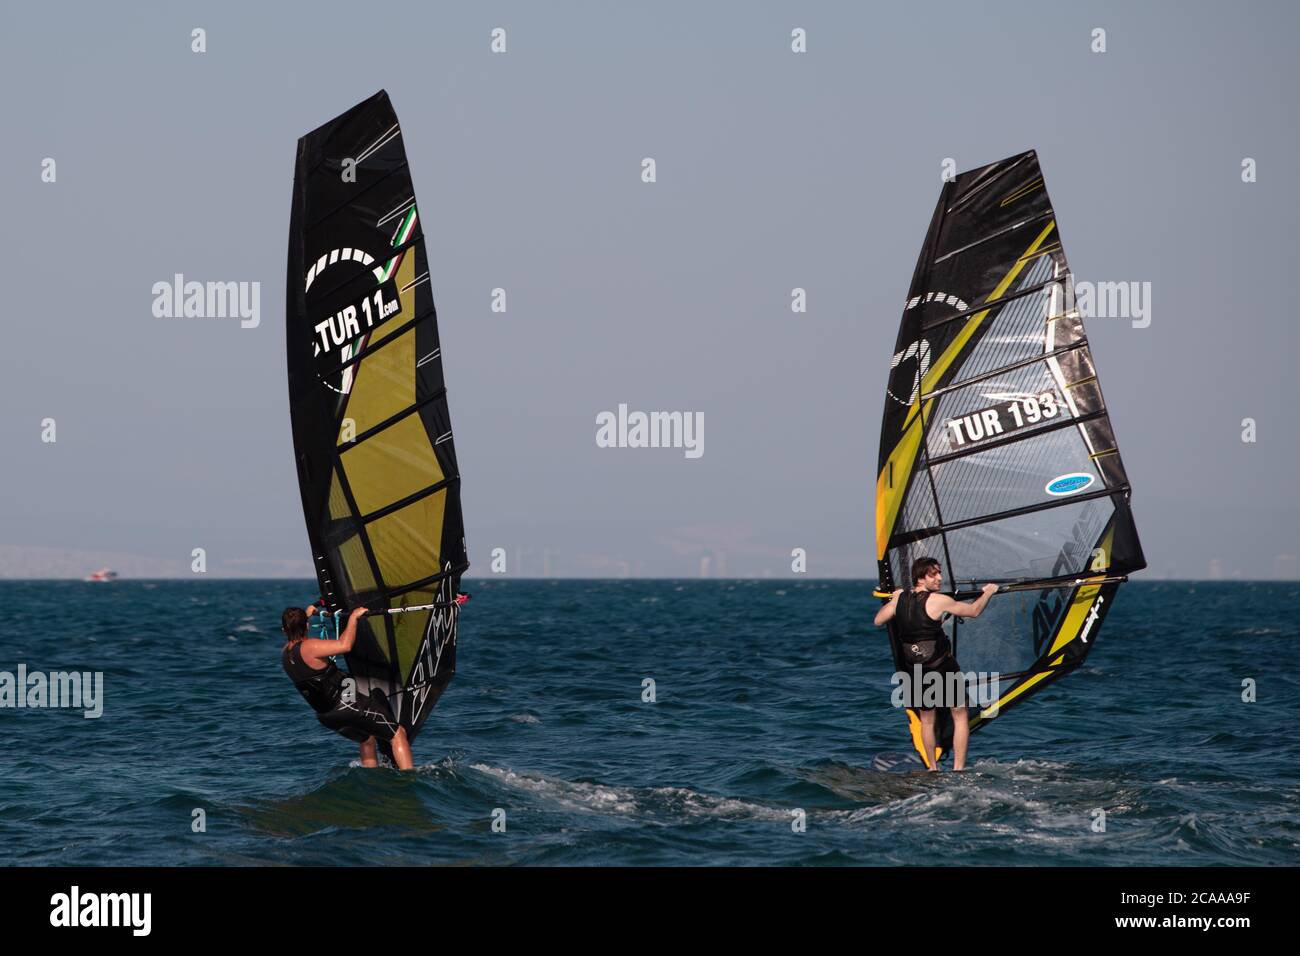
xmin=953 ymin=584 xmax=1074 ymax=676
xmin=340 ymin=412 xmax=445 ymax=515
xmin=326 ymin=316 xmax=449 ymax=411
xmin=894 ymin=469 xmax=942 ymax=536
xmin=947 ymin=303 xmax=1080 ymax=393
xmin=941 ymin=272 xmax=1080 ymax=391
xmin=365 ymin=491 xmax=448 ymax=591
xmin=336 ymin=327 xmax=417 ymax=441
xmin=390 ymin=590 xmax=434 ymax=612
xmin=942 ymin=497 xmax=1115 ymax=584
xmin=327 ymin=532 xmax=377 ymax=593
xmin=924 ymin=242 xmax=1062 ymax=346
xmin=390 ymin=592 xmax=433 ymax=685
xmin=929 ymin=427 xmax=1101 ymax=526
xmin=327 ymin=468 xmax=353 ymax=521
xmin=926 ymin=357 xmax=1092 ymax=460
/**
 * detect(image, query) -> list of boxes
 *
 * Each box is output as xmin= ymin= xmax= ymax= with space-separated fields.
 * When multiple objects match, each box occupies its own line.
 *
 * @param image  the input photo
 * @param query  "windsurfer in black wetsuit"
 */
xmin=874 ymin=557 xmax=997 ymax=771
xmin=280 ymin=605 xmax=414 ymax=771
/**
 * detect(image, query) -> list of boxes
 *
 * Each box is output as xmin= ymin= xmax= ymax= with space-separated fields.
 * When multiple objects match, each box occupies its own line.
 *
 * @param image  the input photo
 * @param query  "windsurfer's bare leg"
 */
xmin=950 ymin=707 xmax=969 ymax=771
xmin=391 ymin=727 xmax=414 ymax=771
xmin=918 ymin=709 xmax=939 ymax=771
xmin=359 ymin=736 xmax=379 ymax=768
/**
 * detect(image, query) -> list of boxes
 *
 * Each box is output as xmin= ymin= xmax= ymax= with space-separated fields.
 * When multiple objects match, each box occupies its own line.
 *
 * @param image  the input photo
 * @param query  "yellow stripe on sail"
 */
xmin=1000 ymin=177 xmax=1044 ymax=207
xmin=875 ymin=416 xmax=924 ymax=560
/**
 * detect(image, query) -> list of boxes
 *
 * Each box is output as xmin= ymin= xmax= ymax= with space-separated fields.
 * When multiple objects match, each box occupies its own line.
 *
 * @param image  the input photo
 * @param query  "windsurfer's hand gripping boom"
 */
xmin=333 ymin=606 xmax=368 ymax=652
xmin=299 ymin=606 xmax=368 ymax=659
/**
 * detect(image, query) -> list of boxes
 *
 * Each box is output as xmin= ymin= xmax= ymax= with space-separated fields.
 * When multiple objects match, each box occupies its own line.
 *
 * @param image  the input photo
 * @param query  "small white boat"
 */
xmin=86 ymin=567 xmax=119 ymax=582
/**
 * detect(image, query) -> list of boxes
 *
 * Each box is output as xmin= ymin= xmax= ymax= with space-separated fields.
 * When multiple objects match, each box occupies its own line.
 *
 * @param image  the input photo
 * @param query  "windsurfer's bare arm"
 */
xmin=299 ymin=606 xmax=368 ymax=666
xmin=928 ymin=584 xmax=998 ymax=619
xmin=873 ymin=589 xmax=903 ymax=627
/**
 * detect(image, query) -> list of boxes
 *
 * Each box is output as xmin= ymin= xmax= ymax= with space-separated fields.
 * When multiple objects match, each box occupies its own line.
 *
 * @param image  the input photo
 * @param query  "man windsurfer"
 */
xmin=280 ymin=604 xmax=414 ymax=770
xmin=874 ymin=557 xmax=997 ymax=771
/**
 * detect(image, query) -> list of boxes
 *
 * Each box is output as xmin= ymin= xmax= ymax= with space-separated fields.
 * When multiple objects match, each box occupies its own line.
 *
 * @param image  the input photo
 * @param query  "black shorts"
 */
xmin=316 ymin=690 xmax=400 ymax=743
xmin=909 ymin=654 xmax=968 ymax=711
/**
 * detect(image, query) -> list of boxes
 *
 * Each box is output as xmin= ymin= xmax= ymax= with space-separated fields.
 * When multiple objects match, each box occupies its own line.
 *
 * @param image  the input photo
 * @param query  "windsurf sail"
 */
xmin=287 ymin=90 xmax=468 ymax=743
xmin=874 ymin=150 xmax=1145 ymax=767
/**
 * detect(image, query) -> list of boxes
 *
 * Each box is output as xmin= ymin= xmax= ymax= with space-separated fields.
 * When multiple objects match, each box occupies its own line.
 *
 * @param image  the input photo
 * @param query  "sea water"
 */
xmin=1 ymin=579 xmax=1295 ymax=865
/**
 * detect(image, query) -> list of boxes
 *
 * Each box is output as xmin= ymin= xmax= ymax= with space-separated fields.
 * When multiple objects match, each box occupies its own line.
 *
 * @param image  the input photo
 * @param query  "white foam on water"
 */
xmin=469 ymin=764 xmax=787 ymax=822
xmin=471 ymin=764 xmax=638 ymax=814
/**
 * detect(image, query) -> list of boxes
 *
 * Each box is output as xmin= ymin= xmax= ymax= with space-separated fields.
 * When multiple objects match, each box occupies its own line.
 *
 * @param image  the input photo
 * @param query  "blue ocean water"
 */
xmin=1 ymin=579 xmax=1296 ymax=866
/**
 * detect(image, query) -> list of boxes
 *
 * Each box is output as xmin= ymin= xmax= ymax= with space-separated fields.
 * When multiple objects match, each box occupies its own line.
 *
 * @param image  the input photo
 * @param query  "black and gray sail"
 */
xmin=874 ymin=150 xmax=1145 ymax=765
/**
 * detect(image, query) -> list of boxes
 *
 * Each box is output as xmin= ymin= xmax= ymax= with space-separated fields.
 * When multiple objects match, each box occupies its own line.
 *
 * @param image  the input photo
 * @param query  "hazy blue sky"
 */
xmin=1 ymin=1 xmax=1296 ymax=579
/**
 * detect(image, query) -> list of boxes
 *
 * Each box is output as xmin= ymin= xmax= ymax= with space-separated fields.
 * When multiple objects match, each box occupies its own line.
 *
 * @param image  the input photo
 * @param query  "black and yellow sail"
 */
xmin=287 ymin=90 xmax=467 ymax=742
xmin=875 ymin=151 xmax=1145 ymax=767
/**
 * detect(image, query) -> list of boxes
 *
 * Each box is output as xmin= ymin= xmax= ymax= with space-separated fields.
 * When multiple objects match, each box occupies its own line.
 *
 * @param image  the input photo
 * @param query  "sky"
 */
xmin=1 ymin=1 xmax=1297 ymax=579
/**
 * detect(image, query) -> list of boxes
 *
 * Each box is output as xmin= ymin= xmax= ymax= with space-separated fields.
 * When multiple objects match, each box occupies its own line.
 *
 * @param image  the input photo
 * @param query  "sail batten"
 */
xmin=287 ymin=90 xmax=467 ymax=743
xmin=875 ymin=150 xmax=1145 ymax=766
